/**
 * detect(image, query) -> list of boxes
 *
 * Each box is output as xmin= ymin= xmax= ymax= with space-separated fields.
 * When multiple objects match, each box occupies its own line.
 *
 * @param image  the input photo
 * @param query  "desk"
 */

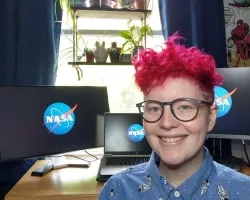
xmin=5 ymin=158 xmax=250 ymax=200
xmin=239 ymin=164 xmax=250 ymax=176
xmin=5 ymin=159 xmax=104 ymax=200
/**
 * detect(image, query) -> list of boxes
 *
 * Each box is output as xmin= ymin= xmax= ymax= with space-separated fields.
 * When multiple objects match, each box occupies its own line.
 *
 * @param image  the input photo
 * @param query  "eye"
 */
xmin=147 ymin=106 xmax=161 ymax=113
xmin=144 ymin=102 xmax=162 ymax=113
xmin=173 ymin=100 xmax=197 ymax=112
xmin=178 ymin=105 xmax=192 ymax=111
xmin=153 ymin=107 xmax=161 ymax=112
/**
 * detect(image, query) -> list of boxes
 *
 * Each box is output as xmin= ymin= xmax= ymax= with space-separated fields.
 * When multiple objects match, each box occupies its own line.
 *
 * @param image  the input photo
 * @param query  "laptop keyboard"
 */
xmin=106 ymin=156 xmax=150 ymax=166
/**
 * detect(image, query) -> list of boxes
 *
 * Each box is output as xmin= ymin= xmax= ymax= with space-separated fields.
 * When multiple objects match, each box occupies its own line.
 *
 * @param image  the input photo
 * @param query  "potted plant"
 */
xmin=118 ymin=19 xmax=153 ymax=57
xmin=134 ymin=0 xmax=145 ymax=9
xmin=94 ymin=40 xmax=109 ymax=63
xmin=84 ymin=48 xmax=95 ymax=63
xmin=109 ymin=42 xmax=121 ymax=63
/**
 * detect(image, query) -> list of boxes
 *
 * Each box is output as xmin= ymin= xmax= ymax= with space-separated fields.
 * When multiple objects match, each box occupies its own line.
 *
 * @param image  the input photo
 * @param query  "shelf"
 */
xmin=71 ymin=7 xmax=151 ymax=19
xmin=68 ymin=62 xmax=132 ymax=65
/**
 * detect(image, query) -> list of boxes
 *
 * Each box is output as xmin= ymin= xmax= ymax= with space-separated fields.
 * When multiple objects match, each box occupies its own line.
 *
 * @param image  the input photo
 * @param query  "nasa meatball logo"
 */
xmin=214 ymin=86 xmax=237 ymax=118
xmin=127 ymin=124 xmax=145 ymax=142
xmin=43 ymin=102 xmax=78 ymax=135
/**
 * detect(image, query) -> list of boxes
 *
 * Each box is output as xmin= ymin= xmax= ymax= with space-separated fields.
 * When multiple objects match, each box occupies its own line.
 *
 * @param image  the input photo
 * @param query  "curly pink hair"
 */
xmin=133 ymin=34 xmax=224 ymax=98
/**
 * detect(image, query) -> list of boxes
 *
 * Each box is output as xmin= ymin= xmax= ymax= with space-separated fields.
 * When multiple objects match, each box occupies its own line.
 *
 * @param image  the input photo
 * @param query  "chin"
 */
xmin=160 ymin=156 xmax=186 ymax=167
xmin=159 ymin=147 xmax=204 ymax=169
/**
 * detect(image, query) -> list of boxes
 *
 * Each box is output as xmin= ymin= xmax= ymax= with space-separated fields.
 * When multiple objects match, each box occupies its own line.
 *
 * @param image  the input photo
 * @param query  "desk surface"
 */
xmin=5 ymin=157 xmax=250 ymax=200
xmin=5 ymin=159 xmax=104 ymax=200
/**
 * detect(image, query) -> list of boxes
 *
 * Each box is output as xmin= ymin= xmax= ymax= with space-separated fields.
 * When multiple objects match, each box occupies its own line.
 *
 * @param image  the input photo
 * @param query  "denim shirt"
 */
xmin=99 ymin=148 xmax=250 ymax=200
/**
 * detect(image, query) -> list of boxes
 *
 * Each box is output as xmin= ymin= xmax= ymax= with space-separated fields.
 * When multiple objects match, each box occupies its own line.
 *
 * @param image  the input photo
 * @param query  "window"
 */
xmin=56 ymin=0 xmax=164 ymax=112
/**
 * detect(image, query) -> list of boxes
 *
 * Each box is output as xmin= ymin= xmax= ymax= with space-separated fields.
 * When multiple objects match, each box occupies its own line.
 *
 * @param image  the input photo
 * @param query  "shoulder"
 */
xmin=214 ymin=162 xmax=250 ymax=183
xmin=212 ymin=162 xmax=250 ymax=197
xmin=109 ymin=162 xmax=149 ymax=185
xmin=98 ymin=163 xmax=148 ymax=199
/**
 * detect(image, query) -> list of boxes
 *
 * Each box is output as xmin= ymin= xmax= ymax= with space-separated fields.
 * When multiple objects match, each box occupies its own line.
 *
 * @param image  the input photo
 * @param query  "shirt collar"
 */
xmin=145 ymin=147 xmax=215 ymax=199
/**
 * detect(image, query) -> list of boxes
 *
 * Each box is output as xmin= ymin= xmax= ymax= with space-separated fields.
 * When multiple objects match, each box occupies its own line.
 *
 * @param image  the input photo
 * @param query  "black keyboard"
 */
xmin=106 ymin=156 xmax=150 ymax=166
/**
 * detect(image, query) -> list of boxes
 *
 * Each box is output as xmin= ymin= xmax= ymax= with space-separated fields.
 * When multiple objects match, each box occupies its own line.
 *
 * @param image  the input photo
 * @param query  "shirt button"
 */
xmin=159 ymin=198 xmax=163 ymax=200
xmin=174 ymin=190 xmax=181 ymax=197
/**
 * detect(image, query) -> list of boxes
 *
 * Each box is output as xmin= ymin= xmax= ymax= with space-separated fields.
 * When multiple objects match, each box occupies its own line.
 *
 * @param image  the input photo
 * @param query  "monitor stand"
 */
xmin=210 ymin=138 xmax=244 ymax=171
xmin=31 ymin=156 xmax=90 ymax=177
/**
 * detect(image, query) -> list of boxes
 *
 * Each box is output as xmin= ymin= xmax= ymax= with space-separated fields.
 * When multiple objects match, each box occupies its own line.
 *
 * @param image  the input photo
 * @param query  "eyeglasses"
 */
xmin=136 ymin=98 xmax=213 ymax=123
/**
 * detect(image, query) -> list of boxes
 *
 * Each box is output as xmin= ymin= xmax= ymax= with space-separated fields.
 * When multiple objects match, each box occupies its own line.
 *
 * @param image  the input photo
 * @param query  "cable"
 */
xmin=242 ymin=140 xmax=250 ymax=167
xmin=83 ymin=149 xmax=99 ymax=160
xmin=49 ymin=154 xmax=98 ymax=163
xmin=48 ymin=149 xmax=101 ymax=163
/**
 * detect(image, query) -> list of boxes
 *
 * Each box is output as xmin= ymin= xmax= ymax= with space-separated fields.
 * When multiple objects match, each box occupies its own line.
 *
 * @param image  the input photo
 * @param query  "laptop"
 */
xmin=98 ymin=113 xmax=152 ymax=176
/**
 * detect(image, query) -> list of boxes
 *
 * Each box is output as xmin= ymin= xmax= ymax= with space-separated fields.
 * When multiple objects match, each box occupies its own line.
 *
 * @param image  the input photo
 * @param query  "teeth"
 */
xmin=161 ymin=136 xmax=185 ymax=143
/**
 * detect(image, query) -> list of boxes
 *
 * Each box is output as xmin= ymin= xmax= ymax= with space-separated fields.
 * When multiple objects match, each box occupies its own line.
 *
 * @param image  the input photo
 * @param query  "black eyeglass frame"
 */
xmin=136 ymin=98 xmax=213 ymax=123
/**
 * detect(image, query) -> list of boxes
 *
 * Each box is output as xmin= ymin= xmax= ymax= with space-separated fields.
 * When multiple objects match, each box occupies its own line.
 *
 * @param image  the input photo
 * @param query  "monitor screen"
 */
xmin=208 ymin=67 xmax=250 ymax=140
xmin=104 ymin=113 xmax=152 ymax=155
xmin=0 ymin=86 xmax=110 ymax=162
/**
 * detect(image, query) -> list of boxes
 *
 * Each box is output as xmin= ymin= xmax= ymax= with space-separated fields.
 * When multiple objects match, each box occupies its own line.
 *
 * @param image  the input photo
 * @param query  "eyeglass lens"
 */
xmin=140 ymin=99 xmax=199 ymax=122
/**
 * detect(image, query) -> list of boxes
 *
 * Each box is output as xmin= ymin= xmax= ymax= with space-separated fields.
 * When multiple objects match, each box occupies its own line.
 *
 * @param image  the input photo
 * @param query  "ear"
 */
xmin=207 ymin=104 xmax=218 ymax=132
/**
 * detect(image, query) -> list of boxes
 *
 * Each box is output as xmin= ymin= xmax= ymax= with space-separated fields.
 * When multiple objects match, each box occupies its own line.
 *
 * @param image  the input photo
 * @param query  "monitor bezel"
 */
xmin=208 ymin=134 xmax=250 ymax=140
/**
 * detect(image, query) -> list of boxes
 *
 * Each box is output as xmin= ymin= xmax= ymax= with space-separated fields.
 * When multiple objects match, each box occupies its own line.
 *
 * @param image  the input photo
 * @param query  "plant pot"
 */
xmin=94 ymin=41 xmax=109 ymax=63
xmin=113 ymin=0 xmax=120 ymax=8
xmin=109 ymin=49 xmax=120 ymax=63
xmin=86 ymin=51 xmax=94 ymax=63
xmin=120 ymin=0 xmax=134 ymax=8
xmin=134 ymin=0 xmax=145 ymax=9
xmin=132 ymin=46 xmax=144 ymax=57
xmin=120 ymin=53 xmax=132 ymax=63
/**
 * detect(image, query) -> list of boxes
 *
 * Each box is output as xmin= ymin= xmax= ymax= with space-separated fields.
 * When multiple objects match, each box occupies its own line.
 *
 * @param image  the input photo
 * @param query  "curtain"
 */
xmin=0 ymin=0 xmax=62 ymax=86
xmin=158 ymin=0 xmax=227 ymax=68
xmin=0 ymin=0 xmax=62 ymax=190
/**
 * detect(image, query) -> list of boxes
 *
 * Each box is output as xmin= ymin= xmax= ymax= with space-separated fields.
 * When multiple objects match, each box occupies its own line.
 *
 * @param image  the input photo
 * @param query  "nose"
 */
xmin=159 ymin=106 xmax=179 ymax=129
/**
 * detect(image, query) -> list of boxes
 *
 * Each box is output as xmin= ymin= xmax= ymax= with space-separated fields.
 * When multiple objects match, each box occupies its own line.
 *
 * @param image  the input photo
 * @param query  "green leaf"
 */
xmin=118 ymin=19 xmax=154 ymax=50
xmin=119 ymin=31 xmax=132 ymax=40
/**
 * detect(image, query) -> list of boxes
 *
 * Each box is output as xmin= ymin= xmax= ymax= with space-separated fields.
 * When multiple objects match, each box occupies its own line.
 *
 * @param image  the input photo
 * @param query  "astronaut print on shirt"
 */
xmin=160 ymin=176 xmax=167 ymax=185
xmin=201 ymin=179 xmax=210 ymax=196
xmin=108 ymin=168 xmax=134 ymax=197
xmin=218 ymin=185 xmax=230 ymax=200
xmin=109 ymin=189 xmax=115 ymax=198
xmin=138 ymin=175 xmax=151 ymax=192
xmin=124 ymin=167 xmax=133 ymax=173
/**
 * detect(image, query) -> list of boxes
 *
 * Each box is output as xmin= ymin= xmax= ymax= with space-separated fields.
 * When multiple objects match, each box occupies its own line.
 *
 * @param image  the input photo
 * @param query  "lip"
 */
xmin=159 ymin=135 xmax=187 ymax=146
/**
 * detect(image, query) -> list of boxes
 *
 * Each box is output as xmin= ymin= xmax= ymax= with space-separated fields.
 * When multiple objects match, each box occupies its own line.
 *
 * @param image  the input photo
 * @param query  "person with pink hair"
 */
xmin=99 ymin=34 xmax=250 ymax=200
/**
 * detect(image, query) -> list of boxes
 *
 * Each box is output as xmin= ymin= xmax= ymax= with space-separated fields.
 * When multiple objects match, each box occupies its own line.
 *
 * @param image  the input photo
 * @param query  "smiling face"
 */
xmin=143 ymin=77 xmax=217 ymax=167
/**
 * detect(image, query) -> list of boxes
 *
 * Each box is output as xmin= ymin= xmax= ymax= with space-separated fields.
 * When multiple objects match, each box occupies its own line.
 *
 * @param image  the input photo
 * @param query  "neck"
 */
xmin=158 ymin=148 xmax=205 ymax=188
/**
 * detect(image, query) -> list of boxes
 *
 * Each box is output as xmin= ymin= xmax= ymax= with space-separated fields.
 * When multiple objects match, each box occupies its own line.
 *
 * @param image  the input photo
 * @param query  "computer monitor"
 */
xmin=208 ymin=67 xmax=250 ymax=140
xmin=0 ymin=86 xmax=109 ymax=165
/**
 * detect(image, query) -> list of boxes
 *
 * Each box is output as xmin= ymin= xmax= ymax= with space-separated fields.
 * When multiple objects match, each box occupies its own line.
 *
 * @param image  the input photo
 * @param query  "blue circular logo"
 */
xmin=214 ymin=86 xmax=232 ymax=118
xmin=43 ymin=103 xmax=77 ymax=135
xmin=127 ymin=124 xmax=145 ymax=142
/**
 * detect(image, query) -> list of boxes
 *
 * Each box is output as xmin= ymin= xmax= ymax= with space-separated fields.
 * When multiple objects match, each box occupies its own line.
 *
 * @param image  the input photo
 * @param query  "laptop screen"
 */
xmin=104 ymin=113 xmax=152 ymax=155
